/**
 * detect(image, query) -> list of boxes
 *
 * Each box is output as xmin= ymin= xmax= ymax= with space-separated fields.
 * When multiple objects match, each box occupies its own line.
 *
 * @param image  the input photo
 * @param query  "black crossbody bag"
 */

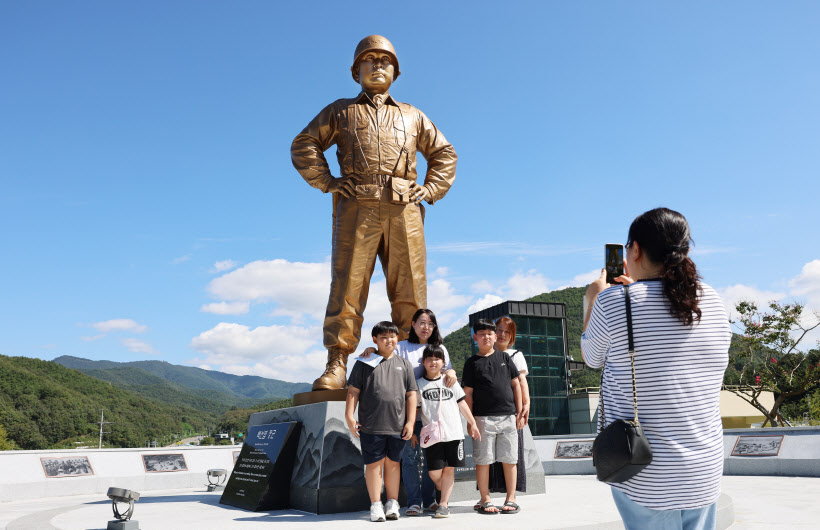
xmin=592 ymin=284 xmax=653 ymax=483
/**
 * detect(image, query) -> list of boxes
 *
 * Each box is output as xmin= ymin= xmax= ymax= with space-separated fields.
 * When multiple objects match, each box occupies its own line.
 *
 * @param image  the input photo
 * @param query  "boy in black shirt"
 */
xmin=346 ymin=321 xmax=418 ymax=522
xmin=462 ymin=319 xmax=523 ymax=515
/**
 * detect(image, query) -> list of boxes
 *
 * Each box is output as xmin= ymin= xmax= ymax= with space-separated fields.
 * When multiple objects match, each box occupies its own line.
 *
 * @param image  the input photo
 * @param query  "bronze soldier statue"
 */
xmin=292 ymin=35 xmax=457 ymax=391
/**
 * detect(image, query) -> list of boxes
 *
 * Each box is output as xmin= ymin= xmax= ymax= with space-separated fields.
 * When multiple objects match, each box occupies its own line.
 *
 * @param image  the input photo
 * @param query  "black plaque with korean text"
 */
xmin=220 ymin=421 xmax=301 ymax=511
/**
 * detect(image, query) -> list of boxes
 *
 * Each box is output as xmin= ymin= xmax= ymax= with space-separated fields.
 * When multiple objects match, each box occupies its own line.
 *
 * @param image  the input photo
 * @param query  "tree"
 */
xmin=0 ymin=424 xmax=14 ymax=450
xmin=199 ymin=436 xmax=215 ymax=446
xmin=728 ymin=300 xmax=820 ymax=427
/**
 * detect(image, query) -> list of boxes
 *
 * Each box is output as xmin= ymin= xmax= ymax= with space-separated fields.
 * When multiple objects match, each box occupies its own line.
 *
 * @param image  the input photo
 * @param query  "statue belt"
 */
xmin=349 ymin=174 xmax=399 ymax=186
xmin=345 ymin=174 xmax=413 ymax=204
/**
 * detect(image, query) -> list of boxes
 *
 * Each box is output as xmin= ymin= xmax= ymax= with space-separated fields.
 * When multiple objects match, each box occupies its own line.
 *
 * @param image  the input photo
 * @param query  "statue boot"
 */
xmin=312 ymin=347 xmax=350 ymax=391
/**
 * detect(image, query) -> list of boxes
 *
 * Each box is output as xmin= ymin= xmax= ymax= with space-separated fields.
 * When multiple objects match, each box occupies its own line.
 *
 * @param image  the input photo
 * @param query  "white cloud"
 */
xmin=428 ymin=278 xmax=471 ymax=311
xmin=172 ymin=254 xmax=192 ymax=264
xmin=718 ymin=263 xmax=820 ymax=350
xmin=206 ymin=259 xmax=330 ymax=321
xmin=789 ymin=260 xmax=820 ymax=301
xmin=200 ymin=301 xmax=250 ymax=315
xmin=502 ymin=270 xmax=550 ymax=300
xmin=360 ymin=280 xmax=394 ymax=341
xmin=122 ymin=338 xmax=158 ymax=355
xmin=188 ymin=322 xmax=327 ymax=383
xmin=466 ymin=294 xmax=504 ymax=315
xmin=91 ymin=319 xmax=148 ymax=333
xmin=210 ymin=260 xmax=238 ymax=273
xmin=717 ymin=285 xmax=787 ymax=320
xmin=207 ymin=349 xmax=329 ymax=383
xmin=570 ymin=269 xmax=603 ymax=287
xmin=189 ymin=322 xmax=317 ymax=364
xmin=80 ymin=334 xmax=105 ymax=342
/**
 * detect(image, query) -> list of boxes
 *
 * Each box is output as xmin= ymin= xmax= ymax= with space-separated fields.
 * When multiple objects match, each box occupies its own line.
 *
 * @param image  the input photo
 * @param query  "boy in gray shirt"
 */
xmin=346 ymin=321 xmax=418 ymax=522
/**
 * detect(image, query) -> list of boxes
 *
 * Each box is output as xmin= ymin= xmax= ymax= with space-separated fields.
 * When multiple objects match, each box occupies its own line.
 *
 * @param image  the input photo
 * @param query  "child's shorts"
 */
xmin=360 ymin=432 xmax=406 ymax=465
xmin=473 ymin=415 xmax=518 ymax=465
xmin=425 ymin=439 xmax=465 ymax=470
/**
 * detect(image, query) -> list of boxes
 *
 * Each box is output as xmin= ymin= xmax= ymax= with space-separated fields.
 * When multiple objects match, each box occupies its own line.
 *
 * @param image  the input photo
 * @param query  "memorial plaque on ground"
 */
xmin=220 ymin=421 xmax=301 ymax=511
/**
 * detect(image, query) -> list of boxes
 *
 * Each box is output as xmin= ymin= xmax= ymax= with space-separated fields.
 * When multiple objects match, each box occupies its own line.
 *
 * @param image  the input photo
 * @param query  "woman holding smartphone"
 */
xmin=581 ymin=208 xmax=731 ymax=530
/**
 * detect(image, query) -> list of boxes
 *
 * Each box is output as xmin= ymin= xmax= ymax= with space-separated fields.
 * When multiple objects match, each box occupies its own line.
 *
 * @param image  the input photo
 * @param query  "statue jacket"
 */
xmin=291 ymin=92 xmax=457 ymax=204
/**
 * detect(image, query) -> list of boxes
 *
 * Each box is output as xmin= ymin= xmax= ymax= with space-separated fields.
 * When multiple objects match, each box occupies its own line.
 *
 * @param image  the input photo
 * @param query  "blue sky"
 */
xmin=2 ymin=1 xmax=819 ymax=383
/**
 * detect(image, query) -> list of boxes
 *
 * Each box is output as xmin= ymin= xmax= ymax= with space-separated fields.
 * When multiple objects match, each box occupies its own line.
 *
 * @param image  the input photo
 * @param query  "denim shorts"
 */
xmin=611 ymin=488 xmax=717 ymax=530
xmin=360 ymin=432 xmax=406 ymax=465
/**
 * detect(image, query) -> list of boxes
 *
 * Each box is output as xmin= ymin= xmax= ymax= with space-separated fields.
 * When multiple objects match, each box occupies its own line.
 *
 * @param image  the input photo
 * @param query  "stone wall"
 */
xmin=0 ymin=445 xmax=237 ymax=503
xmin=534 ymin=426 xmax=820 ymax=477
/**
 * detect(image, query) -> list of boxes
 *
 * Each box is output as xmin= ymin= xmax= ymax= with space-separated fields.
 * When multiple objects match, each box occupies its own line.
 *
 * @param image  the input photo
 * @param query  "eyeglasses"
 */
xmin=415 ymin=322 xmax=435 ymax=328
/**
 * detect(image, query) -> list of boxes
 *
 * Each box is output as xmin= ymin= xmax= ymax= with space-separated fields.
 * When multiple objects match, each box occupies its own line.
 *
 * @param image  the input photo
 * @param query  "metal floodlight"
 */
xmin=206 ymin=468 xmax=228 ymax=491
xmin=107 ymin=487 xmax=139 ymax=521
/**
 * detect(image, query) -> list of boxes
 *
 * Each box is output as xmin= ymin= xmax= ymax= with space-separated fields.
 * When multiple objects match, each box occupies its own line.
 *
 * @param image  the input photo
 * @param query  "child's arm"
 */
xmin=511 ymin=377 xmax=524 ymax=429
xmin=345 ymin=386 xmax=362 ymax=438
xmin=402 ymin=390 xmax=417 ymax=440
xmin=463 ymin=386 xmax=474 ymax=412
xmin=410 ymin=389 xmax=421 ymax=447
xmin=458 ymin=399 xmax=481 ymax=441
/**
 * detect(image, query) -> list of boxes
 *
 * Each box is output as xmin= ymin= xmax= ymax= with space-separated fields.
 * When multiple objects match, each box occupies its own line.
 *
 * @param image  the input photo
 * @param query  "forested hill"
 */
xmin=443 ymin=286 xmax=586 ymax=375
xmin=54 ymin=356 xmax=311 ymax=406
xmin=0 ymin=355 xmax=214 ymax=450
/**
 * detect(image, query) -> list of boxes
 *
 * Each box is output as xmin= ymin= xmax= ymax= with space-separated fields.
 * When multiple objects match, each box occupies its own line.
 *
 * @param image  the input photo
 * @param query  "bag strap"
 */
xmin=598 ymin=284 xmax=640 ymax=429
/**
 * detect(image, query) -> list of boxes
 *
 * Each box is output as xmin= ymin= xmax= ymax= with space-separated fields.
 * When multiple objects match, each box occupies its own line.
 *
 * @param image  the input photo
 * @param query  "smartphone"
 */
xmin=605 ymin=244 xmax=624 ymax=284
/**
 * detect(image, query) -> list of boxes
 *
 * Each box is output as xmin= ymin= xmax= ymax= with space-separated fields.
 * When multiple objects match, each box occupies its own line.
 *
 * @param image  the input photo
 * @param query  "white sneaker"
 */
xmin=384 ymin=499 xmax=400 ymax=520
xmin=370 ymin=502 xmax=386 ymax=522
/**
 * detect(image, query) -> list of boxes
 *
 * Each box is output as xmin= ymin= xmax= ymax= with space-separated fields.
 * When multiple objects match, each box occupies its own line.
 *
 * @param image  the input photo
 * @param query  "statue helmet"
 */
xmin=351 ymin=35 xmax=400 ymax=82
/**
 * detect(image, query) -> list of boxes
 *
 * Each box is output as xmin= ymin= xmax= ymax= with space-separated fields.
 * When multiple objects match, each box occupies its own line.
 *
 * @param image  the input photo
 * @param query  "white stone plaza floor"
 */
xmin=1 ymin=475 xmax=818 ymax=530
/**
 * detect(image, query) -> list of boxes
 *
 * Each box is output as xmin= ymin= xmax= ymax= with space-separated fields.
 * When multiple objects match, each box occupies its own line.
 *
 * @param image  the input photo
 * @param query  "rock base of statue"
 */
xmin=248 ymin=402 xmax=370 ymax=514
xmin=247 ymin=402 xmax=545 ymax=514
xmin=106 ymin=520 xmax=139 ymax=530
xmin=292 ymin=389 xmax=346 ymax=406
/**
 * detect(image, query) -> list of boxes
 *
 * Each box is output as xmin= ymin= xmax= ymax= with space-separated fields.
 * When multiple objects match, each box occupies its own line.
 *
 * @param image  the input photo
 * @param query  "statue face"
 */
xmin=357 ymin=51 xmax=395 ymax=94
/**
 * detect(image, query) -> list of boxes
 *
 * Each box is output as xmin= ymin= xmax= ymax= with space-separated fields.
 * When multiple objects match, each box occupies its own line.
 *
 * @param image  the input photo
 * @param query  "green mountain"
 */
xmin=82 ymin=367 xmax=254 ymax=416
xmin=54 ymin=356 xmax=312 ymax=411
xmin=0 ymin=355 xmax=214 ymax=450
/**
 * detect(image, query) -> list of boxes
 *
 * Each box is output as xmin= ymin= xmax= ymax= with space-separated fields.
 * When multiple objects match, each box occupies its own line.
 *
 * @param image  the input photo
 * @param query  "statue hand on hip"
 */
xmin=326 ymin=175 xmax=362 ymax=198
xmin=408 ymin=181 xmax=429 ymax=204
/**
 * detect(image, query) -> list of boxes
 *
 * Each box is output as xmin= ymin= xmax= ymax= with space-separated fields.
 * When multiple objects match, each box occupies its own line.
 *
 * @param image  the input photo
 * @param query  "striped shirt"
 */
xmin=581 ymin=279 xmax=730 ymax=510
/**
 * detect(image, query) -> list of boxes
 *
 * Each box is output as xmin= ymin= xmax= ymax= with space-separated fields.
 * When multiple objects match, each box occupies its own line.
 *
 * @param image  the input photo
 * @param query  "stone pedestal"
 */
xmin=107 ymin=520 xmax=139 ymax=530
xmin=249 ymin=403 xmax=546 ymax=513
xmin=292 ymin=389 xmax=346 ymax=406
xmin=248 ymin=402 xmax=368 ymax=514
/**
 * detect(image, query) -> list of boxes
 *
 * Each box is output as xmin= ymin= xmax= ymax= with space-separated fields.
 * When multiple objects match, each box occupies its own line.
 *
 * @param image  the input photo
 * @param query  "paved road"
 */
xmin=1 ymin=475 xmax=818 ymax=529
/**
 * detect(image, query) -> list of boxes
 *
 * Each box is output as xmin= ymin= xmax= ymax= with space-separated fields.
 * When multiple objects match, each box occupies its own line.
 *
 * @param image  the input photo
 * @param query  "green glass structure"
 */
xmin=468 ymin=301 xmax=570 ymax=436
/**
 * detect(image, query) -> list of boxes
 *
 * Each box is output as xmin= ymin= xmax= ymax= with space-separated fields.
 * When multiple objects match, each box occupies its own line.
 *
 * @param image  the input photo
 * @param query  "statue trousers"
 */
xmin=323 ymin=191 xmax=427 ymax=353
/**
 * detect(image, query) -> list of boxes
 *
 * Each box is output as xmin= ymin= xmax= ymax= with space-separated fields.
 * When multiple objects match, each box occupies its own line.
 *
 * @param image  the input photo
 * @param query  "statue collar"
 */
xmin=356 ymin=91 xmax=400 ymax=107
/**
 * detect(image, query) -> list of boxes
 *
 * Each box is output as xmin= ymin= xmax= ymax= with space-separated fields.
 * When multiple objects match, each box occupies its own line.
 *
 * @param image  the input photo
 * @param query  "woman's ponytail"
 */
xmin=627 ymin=208 xmax=702 ymax=326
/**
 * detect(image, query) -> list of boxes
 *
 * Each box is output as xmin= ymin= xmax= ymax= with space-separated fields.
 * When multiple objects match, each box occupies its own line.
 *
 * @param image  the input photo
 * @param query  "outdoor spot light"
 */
xmin=207 ymin=468 xmax=228 ymax=491
xmin=106 ymin=487 xmax=140 ymax=529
